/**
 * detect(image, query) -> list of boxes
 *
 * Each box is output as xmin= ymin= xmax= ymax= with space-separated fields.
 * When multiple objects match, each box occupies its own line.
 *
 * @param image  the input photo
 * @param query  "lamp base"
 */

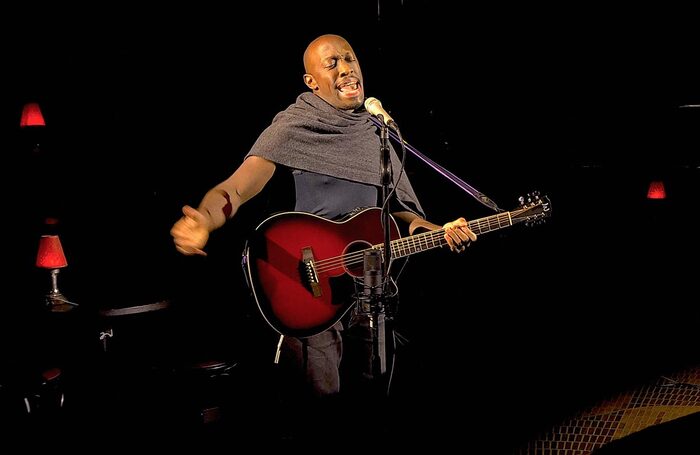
xmin=46 ymin=293 xmax=78 ymax=313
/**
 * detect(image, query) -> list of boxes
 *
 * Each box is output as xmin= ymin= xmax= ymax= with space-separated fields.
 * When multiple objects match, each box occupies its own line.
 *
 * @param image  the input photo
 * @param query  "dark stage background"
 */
xmin=3 ymin=2 xmax=699 ymax=451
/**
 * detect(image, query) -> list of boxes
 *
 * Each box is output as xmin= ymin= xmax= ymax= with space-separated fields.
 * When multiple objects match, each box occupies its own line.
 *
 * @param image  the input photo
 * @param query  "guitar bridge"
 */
xmin=302 ymin=247 xmax=322 ymax=297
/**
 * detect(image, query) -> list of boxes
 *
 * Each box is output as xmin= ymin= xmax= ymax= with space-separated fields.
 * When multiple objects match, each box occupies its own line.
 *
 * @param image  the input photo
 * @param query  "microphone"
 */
xmin=363 ymin=249 xmax=383 ymax=297
xmin=364 ymin=97 xmax=398 ymax=129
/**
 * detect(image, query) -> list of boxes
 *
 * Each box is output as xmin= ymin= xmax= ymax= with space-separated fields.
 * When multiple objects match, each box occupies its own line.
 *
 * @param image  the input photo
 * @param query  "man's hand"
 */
xmin=443 ymin=217 xmax=477 ymax=253
xmin=170 ymin=205 xmax=210 ymax=256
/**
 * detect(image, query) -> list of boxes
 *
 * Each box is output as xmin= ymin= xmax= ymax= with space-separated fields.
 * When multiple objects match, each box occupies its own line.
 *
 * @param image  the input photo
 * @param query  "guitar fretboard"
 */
xmin=374 ymin=211 xmax=514 ymax=259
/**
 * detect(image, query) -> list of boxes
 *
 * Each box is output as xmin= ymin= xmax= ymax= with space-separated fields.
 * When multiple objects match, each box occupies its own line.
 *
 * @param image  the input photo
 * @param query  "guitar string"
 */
xmin=314 ymin=233 xmax=446 ymax=273
xmin=313 ymin=216 xmax=506 ymax=274
xmin=314 ymin=243 xmax=444 ymax=273
xmin=312 ymin=207 xmax=535 ymax=274
xmin=313 ymin=230 xmax=450 ymax=274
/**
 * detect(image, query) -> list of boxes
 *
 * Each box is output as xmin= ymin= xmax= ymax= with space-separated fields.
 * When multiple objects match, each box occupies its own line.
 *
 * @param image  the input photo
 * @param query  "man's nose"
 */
xmin=337 ymin=60 xmax=353 ymax=77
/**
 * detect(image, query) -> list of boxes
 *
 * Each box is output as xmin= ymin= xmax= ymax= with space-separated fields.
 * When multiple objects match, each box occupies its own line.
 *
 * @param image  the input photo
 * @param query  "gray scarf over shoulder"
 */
xmin=246 ymin=92 xmax=424 ymax=217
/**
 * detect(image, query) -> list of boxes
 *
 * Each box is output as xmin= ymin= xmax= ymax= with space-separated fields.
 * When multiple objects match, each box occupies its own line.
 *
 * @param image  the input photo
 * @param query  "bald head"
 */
xmin=303 ymin=34 xmax=346 ymax=72
xmin=302 ymin=34 xmax=364 ymax=111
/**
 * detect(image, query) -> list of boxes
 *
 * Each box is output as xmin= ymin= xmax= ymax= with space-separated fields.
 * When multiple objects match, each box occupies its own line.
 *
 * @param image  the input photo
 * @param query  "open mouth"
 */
xmin=337 ymin=79 xmax=361 ymax=96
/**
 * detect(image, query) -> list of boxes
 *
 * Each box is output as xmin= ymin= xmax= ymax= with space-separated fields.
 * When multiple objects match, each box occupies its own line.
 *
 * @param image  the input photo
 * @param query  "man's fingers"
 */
xmin=175 ymin=244 xmax=207 ymax=256
xmin=182 ymin=205 xmax=206 ymax=224
xmin=464 ymin=228 xmax=477 ymax=242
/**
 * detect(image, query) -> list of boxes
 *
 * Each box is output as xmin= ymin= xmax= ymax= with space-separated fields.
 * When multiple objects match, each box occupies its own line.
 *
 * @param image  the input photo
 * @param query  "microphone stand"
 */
xmin=363 ymin=116 xmax=393 ymax=391
xmin=379 ymin=117 xmax=392 ymax=283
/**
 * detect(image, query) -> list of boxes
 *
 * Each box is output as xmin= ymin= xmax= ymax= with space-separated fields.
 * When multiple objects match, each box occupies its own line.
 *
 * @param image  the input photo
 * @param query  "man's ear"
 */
xmin=303 ymin=74 xmax=318 ymax=91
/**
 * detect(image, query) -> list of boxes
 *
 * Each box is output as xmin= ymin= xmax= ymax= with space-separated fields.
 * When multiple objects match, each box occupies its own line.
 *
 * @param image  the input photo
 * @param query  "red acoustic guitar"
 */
xmin=242 ymin=194 xmax=550 ymax=338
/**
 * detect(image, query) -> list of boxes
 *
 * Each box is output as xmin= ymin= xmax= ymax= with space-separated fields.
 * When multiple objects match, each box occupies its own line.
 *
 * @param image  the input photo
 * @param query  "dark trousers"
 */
xmin=276 ymin=314 xmax=394 ymax=444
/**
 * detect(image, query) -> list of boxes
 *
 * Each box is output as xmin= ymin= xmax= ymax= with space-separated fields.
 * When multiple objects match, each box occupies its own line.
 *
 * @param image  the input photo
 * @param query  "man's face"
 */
xmin=304 ymin=36 xmax=364 ymax=111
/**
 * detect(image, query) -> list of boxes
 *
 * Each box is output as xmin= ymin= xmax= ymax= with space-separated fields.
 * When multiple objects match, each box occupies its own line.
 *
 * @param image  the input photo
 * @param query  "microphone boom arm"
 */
xmin=368 ymin=116 xmax=502 ymax=213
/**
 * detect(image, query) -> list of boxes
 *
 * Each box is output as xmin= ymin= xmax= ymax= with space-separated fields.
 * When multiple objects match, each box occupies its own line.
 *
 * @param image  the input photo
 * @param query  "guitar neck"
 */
xmin=375 ymin=211 xmax=514 ymax=259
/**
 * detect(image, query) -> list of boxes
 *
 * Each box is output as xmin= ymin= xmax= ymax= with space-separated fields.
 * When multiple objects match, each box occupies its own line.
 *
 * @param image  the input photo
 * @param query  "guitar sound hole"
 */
xmin=343 ymin=240 xmax=373 ymax=277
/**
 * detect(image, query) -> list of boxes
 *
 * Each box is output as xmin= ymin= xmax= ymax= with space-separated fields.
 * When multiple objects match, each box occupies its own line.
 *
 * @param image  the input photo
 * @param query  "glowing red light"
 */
xmin=20 ymin=102 xmax=46 ymax=127
xmin=647 ymin=181 xmax=666 ymax=200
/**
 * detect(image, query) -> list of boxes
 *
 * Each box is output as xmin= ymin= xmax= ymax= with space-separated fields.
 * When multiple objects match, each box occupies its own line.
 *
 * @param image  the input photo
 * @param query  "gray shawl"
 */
xmin=246 ymin=92 xmax=424 ymax=217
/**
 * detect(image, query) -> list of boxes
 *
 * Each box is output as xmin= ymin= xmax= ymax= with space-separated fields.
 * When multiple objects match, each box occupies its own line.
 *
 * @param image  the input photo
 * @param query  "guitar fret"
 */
xmin=393 ymin=241 xmax=402 ymax=257
xmin=468 ymin=212 xmax=515 ymax=236
xmin=392 ymin=231 xmax=446 ymax=259
xmin=430 ymin=233 xmax=438 ymax=249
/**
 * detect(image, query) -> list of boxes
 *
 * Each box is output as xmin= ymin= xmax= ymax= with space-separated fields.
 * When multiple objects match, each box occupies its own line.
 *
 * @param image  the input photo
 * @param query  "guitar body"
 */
xmin=242 ymin=208 xmax=400 ymax=338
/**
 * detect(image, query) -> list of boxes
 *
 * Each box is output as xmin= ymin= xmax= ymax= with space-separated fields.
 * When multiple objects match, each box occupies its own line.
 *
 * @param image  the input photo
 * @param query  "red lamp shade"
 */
xmin=647 ymin=180 xmax=666 ymax=200
xmin=20 ymin=102 xmax=46 ymax=127
xmin=36 ymin=235 xmax=68 ymax=268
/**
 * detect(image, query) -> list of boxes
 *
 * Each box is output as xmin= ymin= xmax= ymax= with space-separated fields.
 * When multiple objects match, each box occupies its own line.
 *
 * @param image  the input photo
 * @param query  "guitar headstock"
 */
xmin=512 ymin=192 xmax=551 ymax=226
